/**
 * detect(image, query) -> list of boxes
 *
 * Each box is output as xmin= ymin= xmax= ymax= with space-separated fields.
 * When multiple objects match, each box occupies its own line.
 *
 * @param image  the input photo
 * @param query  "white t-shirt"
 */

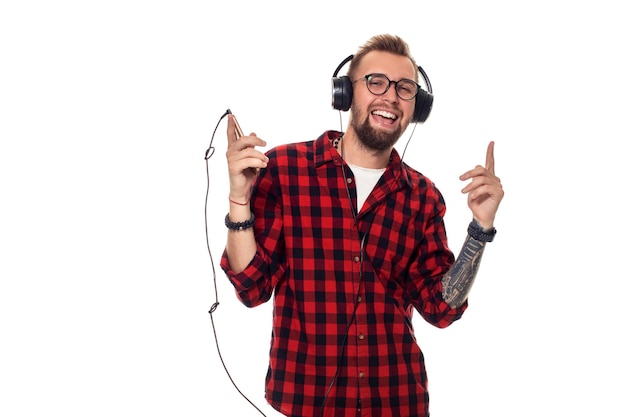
xmin=349 ymin=164 xmax=386 ymax=212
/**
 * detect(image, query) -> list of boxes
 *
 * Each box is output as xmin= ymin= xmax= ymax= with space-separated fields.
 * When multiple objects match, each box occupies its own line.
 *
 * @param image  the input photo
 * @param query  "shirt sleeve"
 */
xmin=406 ymin=186 xmax=468 ymax=328
xmin=220 ymin=155 xmax=286 ymax=308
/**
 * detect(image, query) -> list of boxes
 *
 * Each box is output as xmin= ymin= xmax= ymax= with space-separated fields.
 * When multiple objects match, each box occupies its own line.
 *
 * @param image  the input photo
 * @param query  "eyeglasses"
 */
xmin=354 ymin=73 xmax=420 ymax=101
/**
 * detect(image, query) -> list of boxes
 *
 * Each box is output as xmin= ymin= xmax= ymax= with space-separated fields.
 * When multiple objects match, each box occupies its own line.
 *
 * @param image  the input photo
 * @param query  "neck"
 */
xmin=340 ymin=131 xmax=391 ymax=169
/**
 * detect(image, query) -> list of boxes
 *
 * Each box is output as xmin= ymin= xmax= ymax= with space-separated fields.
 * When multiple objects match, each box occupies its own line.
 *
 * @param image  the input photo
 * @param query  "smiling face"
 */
xmin=349 ymin=50 xmax=417 ymax=152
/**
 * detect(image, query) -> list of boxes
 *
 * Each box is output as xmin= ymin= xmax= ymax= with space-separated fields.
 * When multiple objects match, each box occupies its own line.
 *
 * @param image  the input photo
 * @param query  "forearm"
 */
xmin=225 ymin=202 xmax=257 ymax=273
xmin=441 ymin=234 xmax=486 ymax=308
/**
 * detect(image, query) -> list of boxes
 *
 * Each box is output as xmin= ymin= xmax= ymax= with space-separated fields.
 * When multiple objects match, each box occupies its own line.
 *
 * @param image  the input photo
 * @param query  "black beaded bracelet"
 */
xmin=224 ymin=213 xmax=255 ymax=231
xmin=467 ymin=219 xmax=497 ymax=242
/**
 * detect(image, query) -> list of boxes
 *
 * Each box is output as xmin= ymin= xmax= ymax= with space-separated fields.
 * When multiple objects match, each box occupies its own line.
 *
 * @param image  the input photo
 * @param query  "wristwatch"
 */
xmin=467 ymin=219 xmax=497 ymax=242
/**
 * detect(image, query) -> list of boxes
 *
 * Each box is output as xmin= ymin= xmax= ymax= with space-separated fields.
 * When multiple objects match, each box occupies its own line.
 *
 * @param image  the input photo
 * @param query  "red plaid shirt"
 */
xmin=221 ymin=131 xmax=467 ymax=417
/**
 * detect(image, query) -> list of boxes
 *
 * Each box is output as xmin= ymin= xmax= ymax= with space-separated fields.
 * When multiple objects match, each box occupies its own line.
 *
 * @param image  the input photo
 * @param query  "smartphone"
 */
xmin=226 ymin=109 xmax=244 ymax=139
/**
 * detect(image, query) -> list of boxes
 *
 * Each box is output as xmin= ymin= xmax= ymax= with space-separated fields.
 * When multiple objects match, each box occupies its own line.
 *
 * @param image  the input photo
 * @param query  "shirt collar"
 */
xmin=313 ymin=130 xmax=413 ymax=189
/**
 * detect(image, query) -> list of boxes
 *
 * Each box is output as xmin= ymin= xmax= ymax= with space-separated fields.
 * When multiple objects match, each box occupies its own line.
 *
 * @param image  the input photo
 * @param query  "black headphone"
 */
xmin=331 ymin=54 xmax=434 ymax=123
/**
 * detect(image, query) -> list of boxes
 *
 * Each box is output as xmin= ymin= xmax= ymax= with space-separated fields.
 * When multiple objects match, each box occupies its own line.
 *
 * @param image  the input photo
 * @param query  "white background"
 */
xmin=1 ymin=1 xmax=625 ymax=416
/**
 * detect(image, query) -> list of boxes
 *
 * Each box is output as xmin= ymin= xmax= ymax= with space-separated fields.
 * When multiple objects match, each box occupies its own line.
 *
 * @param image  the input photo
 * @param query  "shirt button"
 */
xmin=356 ymin=296 xmax=362 ymax=303
xmin=347 ymin=178 xmax=353 ymax=184
xmin=359 ymin=372 xmax=365 ymax=378
xmin=359 ymin=333 xmax=365 ymax=340
xmin=354 ymin=256 xmax=360 ymax=263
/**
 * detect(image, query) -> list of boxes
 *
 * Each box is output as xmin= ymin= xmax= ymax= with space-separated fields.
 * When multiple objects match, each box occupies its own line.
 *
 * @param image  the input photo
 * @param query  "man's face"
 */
xmin=350 ymin=51 xmax=417 ymax=152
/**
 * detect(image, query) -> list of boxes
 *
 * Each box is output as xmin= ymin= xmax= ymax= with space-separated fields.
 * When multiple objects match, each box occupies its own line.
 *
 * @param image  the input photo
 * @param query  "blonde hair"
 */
xmin=346 ymin=34 xmax=419 ymax=83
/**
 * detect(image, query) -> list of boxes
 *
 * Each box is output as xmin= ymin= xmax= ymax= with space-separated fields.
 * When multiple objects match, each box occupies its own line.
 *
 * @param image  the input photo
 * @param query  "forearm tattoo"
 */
xmin=442 ymin=235 xmax=486 ymax=308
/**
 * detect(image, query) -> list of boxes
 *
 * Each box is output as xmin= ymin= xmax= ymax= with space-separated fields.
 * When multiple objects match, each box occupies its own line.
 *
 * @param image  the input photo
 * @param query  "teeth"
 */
xmin=373 ymin=110 xmax=397 ymax=120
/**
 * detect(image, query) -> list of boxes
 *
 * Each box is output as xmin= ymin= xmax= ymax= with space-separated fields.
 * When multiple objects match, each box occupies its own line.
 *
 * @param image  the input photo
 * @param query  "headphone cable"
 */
xmin=205 ymin=110 xmax=267 ymax=417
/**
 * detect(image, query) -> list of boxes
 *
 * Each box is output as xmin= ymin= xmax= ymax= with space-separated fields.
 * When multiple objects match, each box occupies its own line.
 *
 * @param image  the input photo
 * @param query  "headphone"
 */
xmin=331 ymin=54 xmax=434 ymax=123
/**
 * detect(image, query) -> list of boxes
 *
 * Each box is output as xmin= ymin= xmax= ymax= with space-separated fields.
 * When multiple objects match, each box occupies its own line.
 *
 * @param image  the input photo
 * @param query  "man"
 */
xmin=221 ymin=34 xmax=504 ymax=417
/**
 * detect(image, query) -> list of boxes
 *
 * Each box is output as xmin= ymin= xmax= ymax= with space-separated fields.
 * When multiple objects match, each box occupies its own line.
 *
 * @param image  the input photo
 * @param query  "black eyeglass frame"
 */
xmin=353 ymin=73 xmax=421 ymax=101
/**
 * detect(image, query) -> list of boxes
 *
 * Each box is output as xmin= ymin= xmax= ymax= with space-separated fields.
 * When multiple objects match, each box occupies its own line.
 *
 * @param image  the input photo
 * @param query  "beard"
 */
xmin=350 ymin=104 xmax=404 ymax=152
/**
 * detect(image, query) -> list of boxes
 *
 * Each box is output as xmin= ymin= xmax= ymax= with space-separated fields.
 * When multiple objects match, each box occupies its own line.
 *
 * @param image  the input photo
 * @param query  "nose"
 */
xmin=382 ymin=81 xmax=400 ymax=102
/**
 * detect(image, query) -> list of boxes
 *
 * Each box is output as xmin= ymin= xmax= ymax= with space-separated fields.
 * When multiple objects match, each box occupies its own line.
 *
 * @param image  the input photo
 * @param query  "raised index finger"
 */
xmin=485 ymin=141 xmax=495 ymax=173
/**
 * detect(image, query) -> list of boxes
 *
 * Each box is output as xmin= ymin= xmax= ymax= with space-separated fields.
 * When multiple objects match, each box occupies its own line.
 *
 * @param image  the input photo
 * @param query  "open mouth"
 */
xmin=372 ymin=109 xmax=398 ymax=126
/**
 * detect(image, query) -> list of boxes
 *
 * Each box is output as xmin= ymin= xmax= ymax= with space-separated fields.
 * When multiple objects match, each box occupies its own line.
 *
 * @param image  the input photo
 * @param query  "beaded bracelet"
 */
xmin=224 ymin=213 xmax=255 ymax=231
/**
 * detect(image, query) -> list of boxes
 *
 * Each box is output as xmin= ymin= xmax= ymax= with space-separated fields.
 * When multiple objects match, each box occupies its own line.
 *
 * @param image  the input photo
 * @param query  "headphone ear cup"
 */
xmin=331 ymin=75 xmax=353 ymax=112
xmin=413 ymin=88 xmax=434 ymax=123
